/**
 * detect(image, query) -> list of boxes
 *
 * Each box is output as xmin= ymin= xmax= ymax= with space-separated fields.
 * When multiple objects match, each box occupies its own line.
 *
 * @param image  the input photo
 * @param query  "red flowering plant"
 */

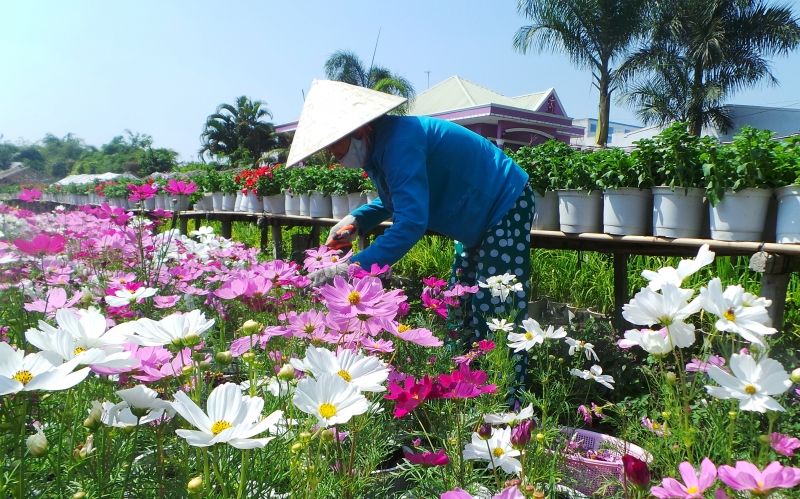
xmin=255 ymin=164 xmax=285 ymax=197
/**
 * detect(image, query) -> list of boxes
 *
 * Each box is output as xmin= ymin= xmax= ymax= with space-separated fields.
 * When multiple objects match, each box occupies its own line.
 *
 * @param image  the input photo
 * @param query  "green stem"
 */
xmin=211 ymin=448 xmax=230 ymax=498
xmin=236 ymin=449 xmax=250 ymax=499
xmin=16 ymin=394 xmax=28 ymax=499
xmin=118 ymin=421 xmax=141 ymax=499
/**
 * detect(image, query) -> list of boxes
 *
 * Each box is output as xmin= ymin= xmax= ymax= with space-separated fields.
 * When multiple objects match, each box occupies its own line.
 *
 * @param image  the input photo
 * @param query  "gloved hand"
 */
xmin=326 ymin=214 xmax=358 ymax=251
xmin=308 ymin=262 xmax=350 ymax=287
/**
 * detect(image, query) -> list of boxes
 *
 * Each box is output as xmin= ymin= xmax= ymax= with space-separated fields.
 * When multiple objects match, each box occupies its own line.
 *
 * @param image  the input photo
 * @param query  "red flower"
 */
xmin=402 ymin=447 xmax=450 ymax=466
xmin=384 ymin=375 xmax=434 ymax=418
xmin=622 ymin=454 xmax=650 ymax=487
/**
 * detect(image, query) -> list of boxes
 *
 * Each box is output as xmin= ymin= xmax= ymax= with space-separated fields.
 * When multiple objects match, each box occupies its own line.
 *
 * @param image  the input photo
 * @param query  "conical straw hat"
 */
xmin=286 ymin=79 xmax=407 ymax=167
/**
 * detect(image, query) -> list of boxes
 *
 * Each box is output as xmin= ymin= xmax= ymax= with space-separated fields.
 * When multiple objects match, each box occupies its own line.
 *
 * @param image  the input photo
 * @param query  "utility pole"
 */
xmin=425 ymin=70 xmax=431 ymax=89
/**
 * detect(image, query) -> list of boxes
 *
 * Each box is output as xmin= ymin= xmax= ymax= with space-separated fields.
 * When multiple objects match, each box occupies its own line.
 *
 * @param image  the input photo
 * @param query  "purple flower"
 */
xmin=402 ymin=447 xmax=450 ymax=466
xmin=651 ymin=458 xmax=717 ymax=498
xmin=510 ymin=420 xmax=532 ymax=449
xmin=128 ymin=183 xmax=158 ymax=202
xmin=19 ymin=188 xmax=42 ymax=202
xmin=685 ymin=355 xmax=726 ymax=373
xmin=578 ymin=405 xmax=593 ymax=424
xmin=770 ymin=432 xmax=800 ymax=457
xmin=718 ymin=461 xmax=800 ymax=495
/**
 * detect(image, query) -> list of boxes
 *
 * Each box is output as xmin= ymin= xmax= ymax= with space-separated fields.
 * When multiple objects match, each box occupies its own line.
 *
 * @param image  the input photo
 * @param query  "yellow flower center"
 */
xmin=319 ymin=403 xmax=337 ymax=419
xmin=525 ymin=332 xmax=534 ymax=341
xmin=73 ymin=347 xmax=87 ymax=355
xmin=337 ymin=369 xmax=352 ymax=382
xmin=303 ymin=324 xmax=316 ymax=334
xmin=397 ymin=324 xmax=411 ymax=333
xmin=347 ymin=291 xmax=361 ymax=305
xmin=724 ymin=308 xmax=736 ymax=321
xmin=686 ymin=486 xmax=698 ymax=494
xmin=211 ymin=420 xmax=233 ymax=435
xmin=652 ymin=422 xmax=661 ymax=430
xmin=331 ymin=256 xmax=338 ymax=262
xmin=493 ymin=447 xmax=505 ymax=458
xmin=13 ymin=370 xmax=33 ymax=385
xmin=744 ymin=384 xmax=757 ymax=395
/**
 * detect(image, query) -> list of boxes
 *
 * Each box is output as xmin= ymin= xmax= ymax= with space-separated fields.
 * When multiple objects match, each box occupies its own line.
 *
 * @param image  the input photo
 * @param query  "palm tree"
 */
xmin=324 ymin=50 xmax=415 ymax=114
xmin=620 ymin=0 xmax=800 ymax=135
xmin=199 ymin=96 xmax=283 ymax=164
xmin=514 ymin=0 xmax=650 ymax=147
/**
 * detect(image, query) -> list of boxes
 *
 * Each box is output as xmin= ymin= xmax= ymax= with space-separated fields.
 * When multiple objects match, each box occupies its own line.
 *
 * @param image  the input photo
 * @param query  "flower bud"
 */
xmin=661 ymin=411 xmax=671 ymax=419
xmin=241 ymin=352 xmax=256 ymax=363
xmin=171 ymin=337 xmax=185 ymax=348
xmin=321 ymin=429 xmax=335 ymax=443
xmin=622 ymin=454 xmax=651 ymax=487
xmin=299 ymin=431 xmax=313 ymax=442
xmin=278 ymin=364 xmax=296 ymax=380
xmin=240 ymin=320 xmax=262 ymax=334
xmin=72 ymin=492 xmax=87 ymax=499
xmin=26 ymin=425 xmax=48 ymax=457
xmin=510 ymin=420 xmax=532 ymax=449
xmin=187 ymin=476 xmax=204 ymax=494
xmin=728 ymin=411 xmax=737 ymax=420
xmin=181 ymin=365 xmax=194 ymax=376
xmin=197 ymin=360 xmax=211 ymax=370
xmin=184 ymin=334 xmax=201 ymax=347
xmin=758 ymin=434 xmax=771 ymax=445
xmin=791 ymin=368 xmax=800 ymax=384
xmin=664 ymin=372 xmax=677 ymax=385
xmin=535 ymin=432 xmax=545 ymax=442
xmin=477 ymin=423 xmax=492 ymax=440
xmin=290 ymin=442 xmax=304 ymax=453
xmin=215 ymin=351 xmax=233 ymax=365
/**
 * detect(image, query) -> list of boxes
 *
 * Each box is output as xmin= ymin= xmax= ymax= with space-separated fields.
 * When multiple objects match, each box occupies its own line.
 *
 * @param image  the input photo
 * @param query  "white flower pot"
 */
xmin=603 ymin=188 xmax=652 ymax=236
xmin=265 ymin=193 xmax=284 ymax=214
xmin=212 ymin=192 xmax=223 ymax=211
xmin=776 ymin=185 xmax=800 ymax=243
xmin=144 ymin=197 xmax=156 ymax=211
xmin=652 ymin=186 xmax=704 ymax=238
xmin=332 ymin=194 xmax=350 ymax=219
xmin=299 ymin=194 xmax=311 ymax=216
xmin=222 ymin=193 xmax=236 ymax=211
xmin=709 ymin=188 xmax=772 ymax=241
xmin=557 ymin=190 xmax=602 ymax=233
xmin=246 ymin=192 xmax=260 ymax=213
xmin=194 ymin=196 xmax=207 ymax=211
xmin=174 ymin=195 xmax=190 ymax=212
xmin=309 ymin=191 xmax=333 ymax=218
xmin=234 ymin=192 xmax=244 ymax=212
xmin=154 ymin=194 xmax=167 ymax=210
xmin=532 ymin=190 xmax=559 ymax=230
xmin=348 ymin=192 xmax=367 ymax=211
xmin=284 ymin=191 xmax=300 ymax=216
xmin=202 ymin=192 xmax=213 ymax=210
xmin=365 ymin=190 xmax=379 ymax=203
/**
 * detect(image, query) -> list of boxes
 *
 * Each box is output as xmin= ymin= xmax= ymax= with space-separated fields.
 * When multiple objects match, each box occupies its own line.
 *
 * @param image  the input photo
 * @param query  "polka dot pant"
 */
xmin=447 ymin=184 xmax=534 ymax=402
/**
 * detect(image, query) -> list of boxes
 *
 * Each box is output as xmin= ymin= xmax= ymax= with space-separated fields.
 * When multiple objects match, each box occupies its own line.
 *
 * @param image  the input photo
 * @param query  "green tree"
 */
xmin=620 ymin=0 xmax=800 ymax=135
xmin=139 ymin=147 xmax=178 ymax=175
xmin=514 ymin=0 xmax=650 ymax=147
xmin=0 ymin=138 xmax=19 ymax=170
xmin=323 ymin=50 xmax=415 ymax=114
xmin=199 ymin=96 xmax=282 ymax=165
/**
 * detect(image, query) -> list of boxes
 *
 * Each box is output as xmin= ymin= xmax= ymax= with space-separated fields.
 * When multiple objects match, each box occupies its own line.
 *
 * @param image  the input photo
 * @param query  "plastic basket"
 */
xmin=557 ymin=427 xmax=651 ymax=496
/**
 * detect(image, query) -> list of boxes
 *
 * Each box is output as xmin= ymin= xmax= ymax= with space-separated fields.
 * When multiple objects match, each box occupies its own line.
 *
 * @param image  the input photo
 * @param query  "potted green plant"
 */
xmin=595 ymin=147 xmax=653 ymax=236
xmin=702 ymin=127 xmax=778 ymax=241
xmin=287 ymin=166 xmax=316 ymax=216
xmin=510 ymin=140 xmax=573 ymax=230
xmin=256 ymin=164 xmax=286 ymax=214
xmin=102 ymin=181 xmax=130 ymax=209
xmin=774 ymin=136 xmax=800 ymax=243
xmin=328 ymin=166 xmax=360 ymax=218
xmin=555 ymin=151 xmax=602 ymax=234
xmin=218 ymin=171 xmax=238 ymax=211
xmin=639 ymin=123 xmax=707 ymax=238
xmin=360 ymin=172 xmax=378 ymax=203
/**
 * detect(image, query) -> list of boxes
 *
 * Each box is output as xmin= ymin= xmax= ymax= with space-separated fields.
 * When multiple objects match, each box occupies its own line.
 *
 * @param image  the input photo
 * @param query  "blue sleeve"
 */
xmin=351 ymin=197 xmax=391 ymax=234
xmin=351 ymin=142 xmax=429 ymax=268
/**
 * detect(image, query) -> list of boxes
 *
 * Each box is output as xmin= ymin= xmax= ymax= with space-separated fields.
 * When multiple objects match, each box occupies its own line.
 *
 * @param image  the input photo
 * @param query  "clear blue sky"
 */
xmin=2 ymin=0 xmax=800 ymax=161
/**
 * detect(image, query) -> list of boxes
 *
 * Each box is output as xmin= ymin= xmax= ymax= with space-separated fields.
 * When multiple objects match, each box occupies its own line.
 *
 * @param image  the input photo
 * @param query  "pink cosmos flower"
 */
xmin=164 ymin=179 xmax=197 ymax=196
xmin=423 ymin=276 xmax=447 ymax=287
xmin=443 ymin=282 xmax=479 ymax=298
xmin=771 ymin=433 xmax=800 ymax=457
xmin=685 ymin=355 xmax=726 ymax=373
xmin=477 ymin=340 xmax=495 ymax=352
xmin=387 ymin=322 xmax=443 ymax=347
xmin=718 ymin=461 xmax=800 ymax=495
xmin=436 ymin=363 xmax=496 ymax=400
xmin=318 ymin=276 xmax=402 ymax=319
xmin=651 ymin=458 xmax=717 ymax=498
xmin=360 ymin=337 xmax=394 ymax=353
xmin=385 ymin=375 xmax=434 ymax=418
xmin=128 ymin=183 xmax=158 ymax=202
xmin=642 ymin=417 xmax=667 ymax=436
xmin=578 ymin=405 xmax=593 ymax=424
xmin=303 ymin=246 xmax=351 ymax=273
xmin=440 ymin=487 xmax=524 ymax=499
xmin=14 ymin=233 xmax=67 ymax=255
xmin=402 ymin=447 xmax=449 ymax=466
xmin=229 ymin=326 xmax=288 ymax=357
xmin=24 ymin=288 xmax=84 ymax=316
xmin=18 ymin=188 xmax=42 ymax=202
xmin=153 ymin=295 xmax=181 ymax=309
xmin=350 ymin=263 xmax=391 ymax=279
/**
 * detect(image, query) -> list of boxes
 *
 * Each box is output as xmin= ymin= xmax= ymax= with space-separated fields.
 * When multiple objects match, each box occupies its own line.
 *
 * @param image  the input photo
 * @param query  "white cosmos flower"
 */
xmin=508 ymin=319 xmax=565 ymax=352
xmin=618 ymin=328 xmax=673 ymax=355
xmin=564 ymin=337 xmax=599 ymax=361
xmin=705 ymin=353 xmax=791 ymax=413
xmin=101 ymin=385 xmax=174 ymax=427
xmin=642 ymin=244 xmax=715 ymax=291
xmin=126 ymin=309 xmax=215 ymax=347
xmin=484 ymin=403 xmax=535 ymax=425
xmin=478 ymin=274 xmax=523 ymax=303
xmin=292 ymin=346 xmax=388 ymax=393
xmin=487 ymin=318 xmax=515 ymax=334
xmin=25 ymin=308 xmax=136 ymax=369
xmin=463 ymin=426 xmax=522 ymax=474
xmin=622 ymin=283 xmax=700 ymax=349
xmin=570 ymin=365 xmax=615 ymax=390
xmin=292 ymin=373 xmax=369 ymax=427
xmin=104 ymin=286 xmax=158 ymax=307
xmin=0 ymin=342 xmax=90 ymax=395
xmin=698 ymin=278 xmax=777 ymax=346
xmin=171 ymin=383 xmax=283 ymax=449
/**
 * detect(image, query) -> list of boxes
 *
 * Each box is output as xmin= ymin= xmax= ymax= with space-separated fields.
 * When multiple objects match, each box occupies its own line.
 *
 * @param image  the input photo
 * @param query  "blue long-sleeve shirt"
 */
xmin=350 ymin=116 xmax=528 ymax=268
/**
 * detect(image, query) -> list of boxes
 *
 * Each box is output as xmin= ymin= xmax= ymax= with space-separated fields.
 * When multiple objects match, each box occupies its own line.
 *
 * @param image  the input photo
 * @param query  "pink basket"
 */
xmin=558 ymin=427 xmax=651 ymax=496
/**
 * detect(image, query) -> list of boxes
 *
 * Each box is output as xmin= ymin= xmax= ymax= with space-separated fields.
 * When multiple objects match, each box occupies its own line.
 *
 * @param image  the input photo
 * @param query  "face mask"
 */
xmin=340 ymin=137 xmax=369 ymax=169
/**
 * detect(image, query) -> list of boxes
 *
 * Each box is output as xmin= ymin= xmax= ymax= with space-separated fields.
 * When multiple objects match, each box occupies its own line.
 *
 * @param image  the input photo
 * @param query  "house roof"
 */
xmin=409 ymin=76 xmax=550 ymax=115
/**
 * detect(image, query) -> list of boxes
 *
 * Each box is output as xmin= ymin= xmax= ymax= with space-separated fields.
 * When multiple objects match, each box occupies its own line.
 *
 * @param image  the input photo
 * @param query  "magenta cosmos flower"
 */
xmin=18 ymin=188 xmax=42 ymax=202
xmin=651 ymin=458 xmax=717 ymax=498
xmin=164 ymin=179 xmax=197 ymax=196
xmin=718 ymin=461 xmax=800 ymax=495
xmin=402 ymin=447 xmax=449 ymax=466
xmin=14 ymin=233 xmax=67 ymax=256
xmin=771 ymin=432 xmax=800 ymax=457
xmin=128 ymin=183 xmax=158 ymax=202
